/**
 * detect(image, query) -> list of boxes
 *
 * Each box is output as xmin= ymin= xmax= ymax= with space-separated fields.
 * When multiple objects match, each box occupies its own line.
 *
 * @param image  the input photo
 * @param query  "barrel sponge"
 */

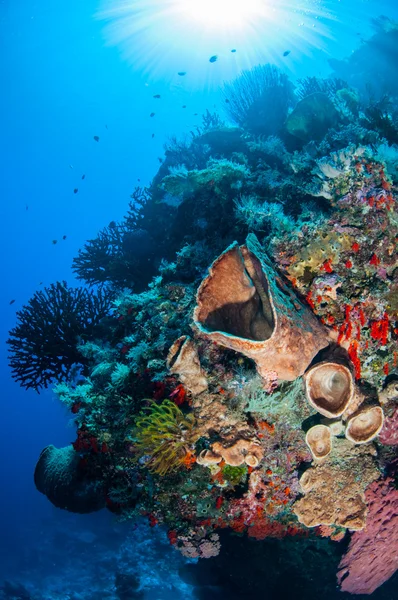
xmin=34 ymin=444 xmax=106 ymax=513
xmin=194 ymin=234 xmax=329 ymax=383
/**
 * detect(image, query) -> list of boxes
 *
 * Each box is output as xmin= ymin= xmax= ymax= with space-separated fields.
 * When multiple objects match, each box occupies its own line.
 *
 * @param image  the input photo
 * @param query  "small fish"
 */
xmin=52 ymin=240 xmax=57 ymax=245
xmin=209 ymin=55 xmax=218 ymax=63
xmin=225 ymin=98 xmax=230 ymax=103
xmin=9 ymin=299 xmax=15 ymax=305
xmin=109 ymin=221 xmax=117 ymax=228
xmin=177 ymin=71 xmax=186 ymax=76
xmin=69 ymin=164 xmax=74 ymax=169
xmin=105 ymin=124 xmax=108 ymax=129
xmin=25 ymin=205 xmax=29 ymax=210
xmin=151 ymin=133 xmax=155 ymax=138
xmin=62 ymin=235 xmax=67 ymax=240
xmin=194 ymin=113 xmax=198 ymax=116
xmin=231 ymin=49 xmax=236 ymax=53
xmin=153 ymin=94 xmax=161 ymax=99
xmin=93 ymin=135 xmax=100 ymax=142
xmin=39 ymin=282 xmax=43 ymax=285
xmin=81 ymin=174 xmax=85 ymax=180
xmin=73 ymin=188 xmax=78 ymax=194
xmin=150 ymin=112 xmax=155 ymax=117
xmin=182 ymin=105 xmax=186 ymax=108
xmin=158 ymin=157 xmax=163 ymax=163
xmin=283 ymin=50 xmax=291 ymax=57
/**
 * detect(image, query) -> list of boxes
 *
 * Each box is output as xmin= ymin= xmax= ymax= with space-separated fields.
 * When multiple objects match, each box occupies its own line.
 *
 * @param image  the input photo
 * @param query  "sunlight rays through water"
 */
xmin=97 ymin=0 xmax=340 ymax=85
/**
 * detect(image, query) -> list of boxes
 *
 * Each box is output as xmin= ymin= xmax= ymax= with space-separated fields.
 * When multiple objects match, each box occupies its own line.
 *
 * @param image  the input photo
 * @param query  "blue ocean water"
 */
xmin=1 ymin=1 xmax=398 ymax=598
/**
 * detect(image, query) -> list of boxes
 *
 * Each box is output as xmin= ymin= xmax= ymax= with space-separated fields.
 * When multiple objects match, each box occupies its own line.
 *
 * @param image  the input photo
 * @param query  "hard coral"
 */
xmin=7 ymin=282 xmax=113 ymax=392
xmin=194 ymin=234 xmax=329 ymax=386
xmin=337 ymin=477 xmax=398 ymax=594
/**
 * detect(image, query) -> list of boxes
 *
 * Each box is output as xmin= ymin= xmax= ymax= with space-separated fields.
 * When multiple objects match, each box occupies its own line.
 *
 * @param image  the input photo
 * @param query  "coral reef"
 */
xmin=9 ymin=43 xmax=398 ymax=595
xmin=272 ymin=146 xmax=397 ymax=386
xmin=337 ymin=477 xmax=398 ymax=594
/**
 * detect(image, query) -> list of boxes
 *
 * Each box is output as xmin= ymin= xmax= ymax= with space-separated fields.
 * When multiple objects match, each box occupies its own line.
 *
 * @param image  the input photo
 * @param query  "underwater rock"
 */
xmin=34 ymin=444 xmax=106 ymax=513
xmin=304 ymin=362 xmax=355 ymax=418
xmin=167 ymin=335 xmax=208 ymax=395
xmin=285 ymin=92 xmax=339 ymax=142
xmin=345 ymin=405 xmax=384 ymax=444
xmin=305 ymin=424 xmax=332 ymax=460
xmin=194 ymin=234 xmax=329 ymax=386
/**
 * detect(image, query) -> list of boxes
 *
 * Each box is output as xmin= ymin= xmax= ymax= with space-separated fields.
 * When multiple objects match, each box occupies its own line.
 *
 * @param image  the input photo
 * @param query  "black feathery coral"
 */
xmin=72 ymin=187 xmax=156 ymax=290
xmin=221 ymin=64 xmax=295 ymax=136
xmin=7 ymin=282 xmax=113 ymax=392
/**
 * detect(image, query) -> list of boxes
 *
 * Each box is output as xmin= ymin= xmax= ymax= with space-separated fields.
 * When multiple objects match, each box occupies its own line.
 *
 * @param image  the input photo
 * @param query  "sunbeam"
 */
xmin=97 ymin=0 xmax=339 ymax=85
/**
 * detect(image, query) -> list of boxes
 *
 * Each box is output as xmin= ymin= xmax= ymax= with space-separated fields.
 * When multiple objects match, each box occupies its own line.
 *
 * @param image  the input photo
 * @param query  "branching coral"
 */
xmin=295 ymin=76 xmax=347 ymax=101
xmin=7 ymin=282 xmax=113 ymax=392
xmin=134 ymin=400 xmax=199 ymax=476
xmin=72 ymin=222 xmax=156 ymax=290
xmin=222 ymin=64 xmax=295 ymax=136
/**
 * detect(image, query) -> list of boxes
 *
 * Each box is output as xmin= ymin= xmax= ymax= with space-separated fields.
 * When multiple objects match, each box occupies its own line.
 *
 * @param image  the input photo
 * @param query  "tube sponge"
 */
xmin=34 ymin=444 xmax=106 ymax=513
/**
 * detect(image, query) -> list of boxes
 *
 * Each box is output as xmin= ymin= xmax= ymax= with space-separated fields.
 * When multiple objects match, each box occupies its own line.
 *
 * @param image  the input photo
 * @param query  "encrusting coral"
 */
xmin=194 ymin=233 xmax=329 ymax=388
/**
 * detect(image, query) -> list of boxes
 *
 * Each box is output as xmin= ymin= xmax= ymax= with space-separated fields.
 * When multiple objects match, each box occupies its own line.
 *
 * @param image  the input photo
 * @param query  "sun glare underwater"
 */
xmin=97 ymin=0 xmax=339 ymax=84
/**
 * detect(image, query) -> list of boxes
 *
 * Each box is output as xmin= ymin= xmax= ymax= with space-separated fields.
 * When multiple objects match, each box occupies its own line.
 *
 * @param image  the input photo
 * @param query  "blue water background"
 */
xmin=1 ymin=0 xmax=398 ymax=595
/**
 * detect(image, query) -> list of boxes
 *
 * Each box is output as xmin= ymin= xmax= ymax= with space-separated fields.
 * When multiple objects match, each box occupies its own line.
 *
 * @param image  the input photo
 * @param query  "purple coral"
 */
xmin=379 ymin=408 xmax=398 ymax=445
xmin=337 ymin=477 xmax=398 ymax=594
